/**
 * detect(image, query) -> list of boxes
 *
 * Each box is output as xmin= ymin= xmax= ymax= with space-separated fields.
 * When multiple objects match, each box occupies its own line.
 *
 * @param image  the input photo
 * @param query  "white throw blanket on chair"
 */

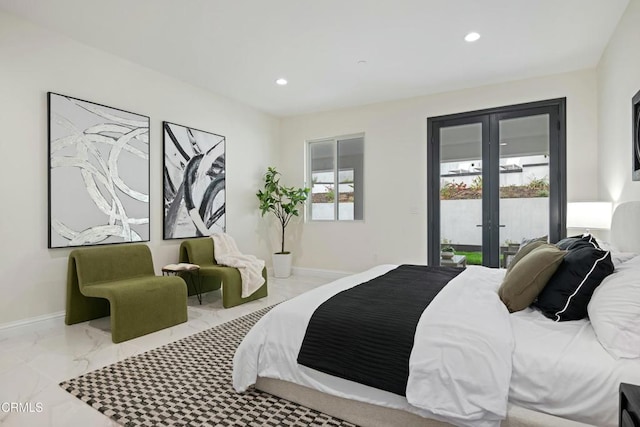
xmin=211 ymin=233 xmax=265 ymax=298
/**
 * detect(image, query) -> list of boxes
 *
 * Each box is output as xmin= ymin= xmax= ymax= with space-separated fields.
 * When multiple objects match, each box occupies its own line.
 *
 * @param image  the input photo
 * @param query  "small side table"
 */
xmin=440 ymin=254 xmax=467 ymax=268
xmin=162 ymin=263 xmax=203 ymax=305
xmin=620 ymin=383 xmax=640 ymax=427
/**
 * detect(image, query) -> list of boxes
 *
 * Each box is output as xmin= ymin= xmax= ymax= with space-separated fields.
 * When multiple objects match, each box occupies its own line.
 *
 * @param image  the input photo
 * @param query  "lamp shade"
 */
xmin=566 ymin=202 xmax=612 ymax=230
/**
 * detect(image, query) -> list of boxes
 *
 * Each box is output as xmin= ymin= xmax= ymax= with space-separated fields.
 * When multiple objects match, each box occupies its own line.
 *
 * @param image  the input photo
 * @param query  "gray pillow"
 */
xmin=506 ymin=240 xmax=547 ymax=274
xmin=498 ymin=244 xmax=566 ymax=313
xmin=518 ymin=235 xmax=548 ymax=251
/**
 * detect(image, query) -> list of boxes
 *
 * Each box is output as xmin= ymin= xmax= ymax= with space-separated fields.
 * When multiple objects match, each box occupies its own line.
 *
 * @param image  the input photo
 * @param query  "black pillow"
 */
xmin=566 ymin=235 xmax=600 ymax=251
xmin=555 ymin=234 xmax=600 ymax=251
xmin=555 ymin=234 xmax=581 ymax=249
xmin=534 ymin=246 xmax=613 ymax=321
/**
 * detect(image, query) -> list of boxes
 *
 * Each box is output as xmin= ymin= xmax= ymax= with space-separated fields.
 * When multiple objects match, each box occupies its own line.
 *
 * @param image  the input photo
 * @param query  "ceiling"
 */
xmin=0 ymin=0 xmax=628 ymax=117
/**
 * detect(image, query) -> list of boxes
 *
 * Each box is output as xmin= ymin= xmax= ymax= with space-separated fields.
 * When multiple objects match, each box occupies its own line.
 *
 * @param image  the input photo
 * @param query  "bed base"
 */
xmin=255 ymin=377 xmax=593 ymax=427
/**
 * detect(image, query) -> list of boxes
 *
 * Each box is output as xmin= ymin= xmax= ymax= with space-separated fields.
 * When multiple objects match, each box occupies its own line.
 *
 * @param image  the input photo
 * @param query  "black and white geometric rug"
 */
xmin=60 ymin=306 xmax=355 ymax=426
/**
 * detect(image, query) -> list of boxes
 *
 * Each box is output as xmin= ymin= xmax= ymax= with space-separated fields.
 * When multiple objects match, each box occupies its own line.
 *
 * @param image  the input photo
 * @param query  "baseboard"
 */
xmin=290 ymin=266 xmax=352 ymax=280
xmin=266 ymin=266 xmax=352 ymax=280
xmin=0 ymin=310 xmax=65 ymax=332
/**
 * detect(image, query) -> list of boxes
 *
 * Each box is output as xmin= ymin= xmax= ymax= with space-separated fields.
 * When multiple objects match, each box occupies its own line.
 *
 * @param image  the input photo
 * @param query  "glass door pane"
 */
xmin=440 ymin=123 xmax=483 ymax=266
xmin=498 ymin=114 xmax=550 ymax=268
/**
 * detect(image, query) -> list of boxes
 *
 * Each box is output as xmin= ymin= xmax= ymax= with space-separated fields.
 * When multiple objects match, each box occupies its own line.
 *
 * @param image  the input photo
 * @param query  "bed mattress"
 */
xmin=234 ymin=264 xmax=640 ymax=427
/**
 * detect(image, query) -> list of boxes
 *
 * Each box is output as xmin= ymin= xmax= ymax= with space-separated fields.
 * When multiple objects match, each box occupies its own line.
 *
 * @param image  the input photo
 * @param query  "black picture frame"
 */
xmin=633 ymin=89 xmax=640 ymax=181
xmin=48 ymin=92 xmax=150 ymax=248
xmin=162 ymin=121 xmax=226 ymax=239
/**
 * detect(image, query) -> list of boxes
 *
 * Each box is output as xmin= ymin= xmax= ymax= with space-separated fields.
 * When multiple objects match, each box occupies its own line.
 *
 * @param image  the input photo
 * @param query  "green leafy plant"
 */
xmin=527 ymin=176 xmax=550 ymax=197
xmin=257 ymin=167 xmax=310 ymax=254
xmin=470 ymin=176 xmax=482 ymax=191
xmin=324 ymin=185 xmax=335 ymax=202
xmin=527 ymin=176 xmax=549 ymax=190
xmin=440 ymin=180 xmax=468 ymax=200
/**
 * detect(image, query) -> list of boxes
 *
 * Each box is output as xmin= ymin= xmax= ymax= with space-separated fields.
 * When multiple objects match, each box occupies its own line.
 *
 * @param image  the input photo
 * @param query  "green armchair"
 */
xmin=65 ymin=244 xmax=188 ymax=343
xmin=179 ymin=237 xmax=268 ymax=308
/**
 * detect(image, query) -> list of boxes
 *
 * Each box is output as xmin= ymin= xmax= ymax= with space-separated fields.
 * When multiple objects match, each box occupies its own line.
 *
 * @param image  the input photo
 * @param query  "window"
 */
xmin=307 ymin=134 xmax=364 ymax=221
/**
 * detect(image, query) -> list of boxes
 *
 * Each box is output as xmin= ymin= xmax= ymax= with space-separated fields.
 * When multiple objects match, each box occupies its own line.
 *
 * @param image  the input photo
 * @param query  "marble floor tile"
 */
xmin=0 ymin=274 xmax=332 ymax=426
xmin=0 ymin=352 xmax=23 ymax=376
xmin=0 ymin=364 xmax=50 ymax=424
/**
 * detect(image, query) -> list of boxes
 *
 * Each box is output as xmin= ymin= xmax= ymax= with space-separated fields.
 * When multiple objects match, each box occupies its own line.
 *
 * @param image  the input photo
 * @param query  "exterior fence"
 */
xmin=441 ymin=198 xmax=549 ymax=246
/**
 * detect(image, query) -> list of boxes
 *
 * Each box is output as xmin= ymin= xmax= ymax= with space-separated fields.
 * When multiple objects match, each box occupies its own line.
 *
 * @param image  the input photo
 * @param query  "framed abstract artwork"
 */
xmin=48 ymin=93 xmax=150 ymax=248
xmin=163 ymin=121 xmax=226 ymax=239
xmin=633 ymin=89 xmax=640 ymax=181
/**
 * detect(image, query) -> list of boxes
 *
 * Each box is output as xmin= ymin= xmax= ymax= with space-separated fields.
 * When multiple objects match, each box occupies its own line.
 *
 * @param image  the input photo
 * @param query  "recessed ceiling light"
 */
xmin=275 ymin=78 xmax=288 ymax=86
xmin=464 ymin=32 xmax=481 ymax=42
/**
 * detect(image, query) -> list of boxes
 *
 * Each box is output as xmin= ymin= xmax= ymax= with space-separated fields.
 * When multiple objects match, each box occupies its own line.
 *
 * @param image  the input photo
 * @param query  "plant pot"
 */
xmin=441 ymin=252 xmax=455 ymax=260
xmin=272 ymin=252 xmax=292 ymax=278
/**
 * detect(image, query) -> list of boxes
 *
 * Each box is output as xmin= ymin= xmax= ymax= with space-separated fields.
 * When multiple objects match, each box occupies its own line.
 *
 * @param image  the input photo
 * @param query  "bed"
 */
xmin=233 ymin=201 xmax=640 ymax=427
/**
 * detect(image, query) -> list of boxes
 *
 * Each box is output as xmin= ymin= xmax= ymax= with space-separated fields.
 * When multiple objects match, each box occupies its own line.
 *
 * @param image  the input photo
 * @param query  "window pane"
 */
xmin=310 ymin=141 xmax=335 ymax=220
xmin=337 ymin=137 xmax=364 ymax=220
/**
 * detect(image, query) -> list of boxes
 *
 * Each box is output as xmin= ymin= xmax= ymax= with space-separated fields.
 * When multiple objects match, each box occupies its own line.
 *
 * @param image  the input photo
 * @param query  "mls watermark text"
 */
xmin=1 ymin=402 xmax=44 ymax=413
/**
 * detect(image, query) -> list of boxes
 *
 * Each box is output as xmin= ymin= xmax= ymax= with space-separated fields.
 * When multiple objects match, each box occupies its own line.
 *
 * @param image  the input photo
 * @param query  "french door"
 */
xmin=427 ymin=99 xmax=566 ymax=268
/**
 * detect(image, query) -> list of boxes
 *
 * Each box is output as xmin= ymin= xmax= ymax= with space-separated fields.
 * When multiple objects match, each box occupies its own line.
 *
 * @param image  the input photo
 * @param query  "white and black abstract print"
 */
xmin=48 ymin=93 xmax=150 ymax=248
xmin=163 ymin=122 xmax=225 ymax=239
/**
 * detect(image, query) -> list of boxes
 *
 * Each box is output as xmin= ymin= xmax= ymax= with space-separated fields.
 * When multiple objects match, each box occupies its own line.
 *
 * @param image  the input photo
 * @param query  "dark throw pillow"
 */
xmin=534 ymin=246 xmax=614 ymax=321
xmin=555 ymin=235 xmax=582 ymax=250
xmin=555 ymin=234 xmax=600 ymax=250
xmin=498 ymin=244 xmax=566 ymax=313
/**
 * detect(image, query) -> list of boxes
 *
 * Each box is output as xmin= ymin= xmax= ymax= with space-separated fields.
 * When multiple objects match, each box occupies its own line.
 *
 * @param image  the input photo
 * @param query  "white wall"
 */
xmin=597 ymin=0 xmax=640 ymax=205
xmin=0 ymin=11 xmax=279 ymax=325
xmin=280 ymin=70 xmax=599 ymax=273
xmin=441 ymin=199 xmax=549 ymax=247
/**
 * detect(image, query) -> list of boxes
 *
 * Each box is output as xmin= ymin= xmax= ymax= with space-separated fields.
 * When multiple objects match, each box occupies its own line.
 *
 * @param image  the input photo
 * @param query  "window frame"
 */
xmin=306 ymin=133 xmax=365 ymax=222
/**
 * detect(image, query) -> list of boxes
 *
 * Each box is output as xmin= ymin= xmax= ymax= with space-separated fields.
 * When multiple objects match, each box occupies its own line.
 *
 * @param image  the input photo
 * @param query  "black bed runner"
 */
xmin=297 ymin=264 xmax=464 ymax=396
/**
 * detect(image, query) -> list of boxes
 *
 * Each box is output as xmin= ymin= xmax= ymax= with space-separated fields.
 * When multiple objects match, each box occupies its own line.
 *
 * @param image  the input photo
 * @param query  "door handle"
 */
xmin=476 ymin=224 xmax=482 ymax=227
xmin=499 ymin=225 xmax=506 ymax=228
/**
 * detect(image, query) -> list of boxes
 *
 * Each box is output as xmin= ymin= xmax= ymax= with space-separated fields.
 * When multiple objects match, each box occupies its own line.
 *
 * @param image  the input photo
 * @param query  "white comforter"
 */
xmin=233 ymin=265 xmax=513 ymax=427
xmin=509 ymin=307 xmax=640 ymax=427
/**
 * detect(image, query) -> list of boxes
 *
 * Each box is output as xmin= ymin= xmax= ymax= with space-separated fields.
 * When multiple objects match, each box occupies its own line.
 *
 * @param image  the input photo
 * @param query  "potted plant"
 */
xmin=441 ymin=245 xmax=456 ymax=260
xmin=257 ymin=167 xmax=310 ymax=278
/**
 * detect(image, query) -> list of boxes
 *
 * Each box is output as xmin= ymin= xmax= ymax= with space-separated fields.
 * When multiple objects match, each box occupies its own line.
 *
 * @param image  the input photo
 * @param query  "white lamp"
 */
xmin=566 ymin=202 xmax=612 ymax=232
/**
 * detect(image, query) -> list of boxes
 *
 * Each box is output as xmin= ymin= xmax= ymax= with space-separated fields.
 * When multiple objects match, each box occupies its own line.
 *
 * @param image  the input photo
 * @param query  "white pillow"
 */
xmin=596 ymin=240 xmax=637 ymax=267
xmin=611 ymin=252 xmax=639 ymax=267
xmin=588 ymin=255 xmax=640 ymax=358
